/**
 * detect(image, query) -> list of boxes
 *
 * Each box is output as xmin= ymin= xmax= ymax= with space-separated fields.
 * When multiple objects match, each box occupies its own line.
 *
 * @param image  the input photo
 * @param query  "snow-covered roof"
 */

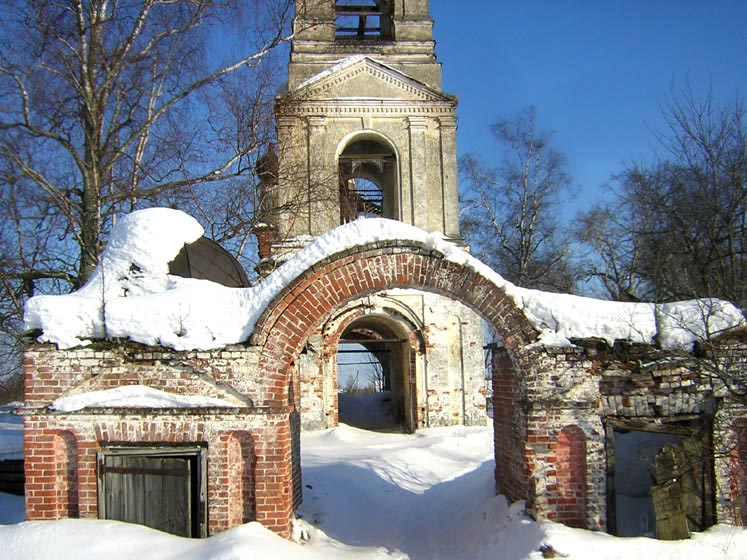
xmin=24 ymin=208 xmax=745 ymax=352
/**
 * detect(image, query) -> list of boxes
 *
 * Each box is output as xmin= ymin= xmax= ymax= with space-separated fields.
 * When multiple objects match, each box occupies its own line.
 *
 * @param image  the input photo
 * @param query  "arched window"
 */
xmin=335 ymin=1 xmax=393 ymax=41
xmin=338 ymin=137 xmax=397 ymax=224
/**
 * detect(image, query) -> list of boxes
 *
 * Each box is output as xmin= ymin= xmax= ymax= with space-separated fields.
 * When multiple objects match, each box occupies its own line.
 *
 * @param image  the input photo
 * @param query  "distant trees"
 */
xmin=459 ymin=107 xmax=577 ymax=293
xmin=578 ymin=87 xmax=747 ymax=309
xmin=0 ymin=0 xmax=295 ymax=399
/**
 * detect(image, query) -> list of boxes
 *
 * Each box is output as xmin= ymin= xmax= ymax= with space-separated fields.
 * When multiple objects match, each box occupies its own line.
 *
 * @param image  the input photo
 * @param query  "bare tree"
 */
xmin=578 ymin=86 xmax=747 ymax=308
xmin=0 ymin=0 xmax=296 ymax=398
xmin=0 ymin=0 xmax=292 ymax=283
xmin=460 ymin=107 xmax=577 ymax=292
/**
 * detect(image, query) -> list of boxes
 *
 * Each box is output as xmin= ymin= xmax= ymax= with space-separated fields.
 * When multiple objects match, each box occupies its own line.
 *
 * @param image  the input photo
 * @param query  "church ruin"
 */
xmin=21 ymin=0 xmax=747 ymax=542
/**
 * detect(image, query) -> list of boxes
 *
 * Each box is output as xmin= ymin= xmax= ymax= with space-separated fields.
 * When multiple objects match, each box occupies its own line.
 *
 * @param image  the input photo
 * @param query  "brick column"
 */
xmin=253 ymin=419 xmax=294 ymax=538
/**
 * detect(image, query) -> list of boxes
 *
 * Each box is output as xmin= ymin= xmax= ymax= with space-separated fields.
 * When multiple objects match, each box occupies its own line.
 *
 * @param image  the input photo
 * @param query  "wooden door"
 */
xmin=652 ymin=433 xmax=709 ymax=540
xmin=101 ymin=454 xmax=194 ymax=537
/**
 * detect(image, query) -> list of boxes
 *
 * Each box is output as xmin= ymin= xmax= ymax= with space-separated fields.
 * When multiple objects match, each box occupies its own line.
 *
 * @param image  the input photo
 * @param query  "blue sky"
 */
xmin=429 ymin=0 xmax=747 ymax=209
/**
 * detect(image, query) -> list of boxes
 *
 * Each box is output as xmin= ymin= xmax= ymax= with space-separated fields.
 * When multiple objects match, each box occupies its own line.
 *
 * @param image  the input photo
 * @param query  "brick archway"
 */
xmin=252 ymin=241 xmax=538 ymax=408
xmin=322 ymin=302 xmax=423 ymax=432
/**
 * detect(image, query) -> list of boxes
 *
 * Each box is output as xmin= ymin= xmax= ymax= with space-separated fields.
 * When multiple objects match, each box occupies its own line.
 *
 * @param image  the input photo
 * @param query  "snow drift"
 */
xmin=24 ymin=208 xmax=745 ymax=351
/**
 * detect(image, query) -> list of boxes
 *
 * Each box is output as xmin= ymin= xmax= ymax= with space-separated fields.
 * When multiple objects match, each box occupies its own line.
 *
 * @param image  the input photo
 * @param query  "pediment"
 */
xmin=287 ymin=56 xmax=453 ymax=104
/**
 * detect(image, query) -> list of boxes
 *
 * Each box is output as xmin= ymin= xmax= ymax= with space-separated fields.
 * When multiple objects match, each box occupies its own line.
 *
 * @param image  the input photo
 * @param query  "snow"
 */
xmin=1 ymin=424 xmax=746 ymax=559
xmin=24 ymin=208 xmax=746 ymax=352
xmin=50 ymin=385 xmax=241 ymax=413
xmin=294 ymin=55 xmax=368 ymax=90
xmin=338 ymin=392 xmax=398 ymax=431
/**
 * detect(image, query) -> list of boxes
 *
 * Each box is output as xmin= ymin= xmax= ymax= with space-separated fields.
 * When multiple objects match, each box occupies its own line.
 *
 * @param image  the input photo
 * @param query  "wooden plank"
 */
xmin=103 ymin=455 xmax=193 ymax=537
xmin=652 ymin=481 xmax=690 ymax=540
xmin=654 ymin=435 xmax=707 ymax=533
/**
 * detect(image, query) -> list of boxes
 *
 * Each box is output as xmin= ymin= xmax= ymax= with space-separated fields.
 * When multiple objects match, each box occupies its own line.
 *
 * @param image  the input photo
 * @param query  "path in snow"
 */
xmin=296 ymin=424 xmax=544 ymax=559
xmin=1 ymin=424 xmax=746 ymax=560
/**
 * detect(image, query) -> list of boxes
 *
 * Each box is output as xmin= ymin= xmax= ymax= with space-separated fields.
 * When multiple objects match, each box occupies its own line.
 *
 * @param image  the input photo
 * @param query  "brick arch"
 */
xmin=253 ymin=242 xmax=538 ymax=407
xmin=321 ymin=302 xmax=424 ymax=430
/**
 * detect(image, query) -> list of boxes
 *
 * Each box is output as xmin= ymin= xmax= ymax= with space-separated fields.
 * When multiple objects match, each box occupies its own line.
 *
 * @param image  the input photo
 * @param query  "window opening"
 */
xmin=335 ymin=1 xmax=392 ymax=41
xmin=339 ymin=138 xmax=396 ymax=223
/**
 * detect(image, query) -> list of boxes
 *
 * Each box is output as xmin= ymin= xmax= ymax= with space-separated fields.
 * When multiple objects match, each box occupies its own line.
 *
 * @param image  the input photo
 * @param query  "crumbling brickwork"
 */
xmin=23 ymin=343 xmax=295 ymax=537
xmin=24 ymin=241 xmax=537 ymax=539
xmin=492 ymin=335 xmax=747 ymax=533
xmin=24 ymin=239 xmax=747 ymax=538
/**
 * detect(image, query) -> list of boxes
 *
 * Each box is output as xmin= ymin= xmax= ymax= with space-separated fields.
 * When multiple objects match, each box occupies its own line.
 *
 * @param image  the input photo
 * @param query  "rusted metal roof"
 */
xmin=169 ymin=236 xmax=250 ymax=288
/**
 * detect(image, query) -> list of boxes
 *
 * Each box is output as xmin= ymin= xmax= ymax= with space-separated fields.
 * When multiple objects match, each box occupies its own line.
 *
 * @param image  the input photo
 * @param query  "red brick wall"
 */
xmin=491 ymin=346 xmax=531 ymax=504
xmin=24 ymin=412 xmax=294 ymax=536
xmin=555 ymin=426 xmax=587 ymax=528
xmin=23 ymin=344 xmax=295 ymax=537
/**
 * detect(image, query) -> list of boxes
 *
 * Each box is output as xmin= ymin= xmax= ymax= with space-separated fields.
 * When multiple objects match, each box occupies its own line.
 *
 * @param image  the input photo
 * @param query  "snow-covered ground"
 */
xmin=1 ymin=423 xmax=745 ymax=560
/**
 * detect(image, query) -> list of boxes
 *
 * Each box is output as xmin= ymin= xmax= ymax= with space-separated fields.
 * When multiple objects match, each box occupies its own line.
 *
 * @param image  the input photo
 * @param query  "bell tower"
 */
xmin=261 ymin=0 xmax=462 ymax=263
xmin=289 ymin=0 xmax=442 ymax=91
xmin=261 ymin=1 xmax=487 ymax=433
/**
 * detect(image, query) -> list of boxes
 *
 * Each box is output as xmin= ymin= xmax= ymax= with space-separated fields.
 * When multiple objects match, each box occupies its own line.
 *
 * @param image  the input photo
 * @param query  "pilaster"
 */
xmin=407 ymin=116 xmax=429 ymax=229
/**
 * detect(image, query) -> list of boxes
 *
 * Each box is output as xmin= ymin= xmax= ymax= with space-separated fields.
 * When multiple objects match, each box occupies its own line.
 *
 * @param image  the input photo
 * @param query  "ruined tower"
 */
xmin=264 ymin=0 xmax=487 ymax=431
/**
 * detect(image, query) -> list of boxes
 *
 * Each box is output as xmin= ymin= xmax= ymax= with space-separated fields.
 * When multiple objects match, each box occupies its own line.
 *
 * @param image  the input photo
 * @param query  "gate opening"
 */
xmin=97 ymin=446 xmax=207 ymax=537
xmin=336 ymin=316 xmax=414 ymax=432
xmin=608 ymin=424 xmax=712 ymax=539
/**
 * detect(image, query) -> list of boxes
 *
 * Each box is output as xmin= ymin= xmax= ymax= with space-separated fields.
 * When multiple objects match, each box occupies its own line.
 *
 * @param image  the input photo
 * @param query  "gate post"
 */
xmin=253 ymin=416 xmax=294 ymax=538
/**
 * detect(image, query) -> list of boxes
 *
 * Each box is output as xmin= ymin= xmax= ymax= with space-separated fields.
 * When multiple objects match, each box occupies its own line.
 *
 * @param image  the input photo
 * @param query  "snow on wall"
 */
xmin=50 ymin=385 xmax=241 ymax=413
xmin=24 ymin=208 xmax=746 ymax=352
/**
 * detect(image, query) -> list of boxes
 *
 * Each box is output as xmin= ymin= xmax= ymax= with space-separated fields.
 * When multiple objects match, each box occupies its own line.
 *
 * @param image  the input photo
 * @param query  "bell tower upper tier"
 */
xmin=290 ymin=0 xmax=442 ymax=91
xmin=260 ymin=0 xmax=461 ymax=266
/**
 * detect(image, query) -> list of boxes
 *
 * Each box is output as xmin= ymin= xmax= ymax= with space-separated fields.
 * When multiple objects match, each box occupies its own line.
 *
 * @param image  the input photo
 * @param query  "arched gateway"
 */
xmin=252 ymin=241 xmax=536 ymax=405
xmin=246 ymin=236 xmax=541 ymax=533
xmin=22 ymin=0 xmax=747 ymax=543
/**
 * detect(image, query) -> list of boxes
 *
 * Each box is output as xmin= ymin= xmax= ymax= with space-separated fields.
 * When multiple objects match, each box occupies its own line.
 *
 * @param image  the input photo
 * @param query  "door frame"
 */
xmin=97 ymin=445 xmax=208 ymax=537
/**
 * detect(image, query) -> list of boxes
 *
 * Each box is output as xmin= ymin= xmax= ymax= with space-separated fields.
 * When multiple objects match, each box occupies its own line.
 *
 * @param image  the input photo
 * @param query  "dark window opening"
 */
xmin=335 ymin=0 xmax=392 ymax=41
xmin=607 ymin=424 xmax=713 ymax=540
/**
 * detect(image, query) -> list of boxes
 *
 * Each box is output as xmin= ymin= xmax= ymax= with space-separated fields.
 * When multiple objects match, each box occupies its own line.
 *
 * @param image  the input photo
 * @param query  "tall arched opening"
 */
xmin=252 ymin=239 xmax=539 ymax=526
xmin=336 ymin=314 xmax=416 ymax=432
xmin=338 ymin=135 xmax=398 ymax=223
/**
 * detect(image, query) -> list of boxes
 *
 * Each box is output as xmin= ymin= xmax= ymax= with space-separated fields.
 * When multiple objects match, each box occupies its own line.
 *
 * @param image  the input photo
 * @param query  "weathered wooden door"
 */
xmin=652 ymin=433 xmax=709 ymax=540
xmin=99 ymin=449 xmax=203 ymax=537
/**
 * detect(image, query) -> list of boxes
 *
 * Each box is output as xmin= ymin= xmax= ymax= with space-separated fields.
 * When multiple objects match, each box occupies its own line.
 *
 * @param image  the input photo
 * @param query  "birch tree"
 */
xmin=0 ymin=0 xmax=294 ymax=398
xmin=578 ymin=87 xmax=747 ymax=308
xmin=460 ymin=107 xmax=577 ymax=292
